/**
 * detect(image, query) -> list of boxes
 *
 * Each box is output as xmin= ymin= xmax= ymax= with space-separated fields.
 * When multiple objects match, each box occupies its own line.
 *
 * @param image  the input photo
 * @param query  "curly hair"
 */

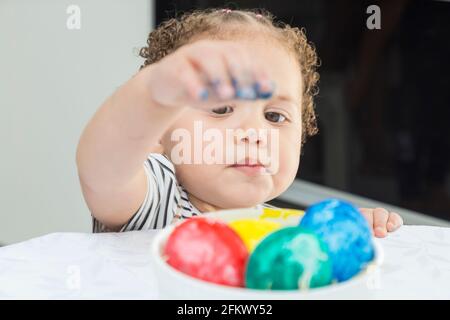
xmin=139 ymin=8 xmax=319 ymax=144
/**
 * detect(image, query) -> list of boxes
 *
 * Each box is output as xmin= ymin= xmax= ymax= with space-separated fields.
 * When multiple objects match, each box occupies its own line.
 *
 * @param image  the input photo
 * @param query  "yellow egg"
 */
xmin=261 ymin=207 xmax=305 ymax=219
xmin=229 ymin=219 xmax=281 ymax=252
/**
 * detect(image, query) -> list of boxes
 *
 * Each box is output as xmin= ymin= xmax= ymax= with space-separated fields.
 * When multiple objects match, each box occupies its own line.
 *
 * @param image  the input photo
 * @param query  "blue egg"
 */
xmin=299 ymin=199 xmax=375 ymax=282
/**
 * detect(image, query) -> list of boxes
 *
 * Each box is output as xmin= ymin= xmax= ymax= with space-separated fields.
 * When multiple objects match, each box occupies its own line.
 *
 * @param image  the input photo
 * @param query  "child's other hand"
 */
xmin=144 ymin=39 xmax=274 ymax=110
xmin=359 ymin=208 xmax=403 ymax=238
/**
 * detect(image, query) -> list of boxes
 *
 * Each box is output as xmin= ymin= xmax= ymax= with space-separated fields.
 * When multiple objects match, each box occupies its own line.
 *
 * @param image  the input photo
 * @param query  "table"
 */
xmin=1 ymin=226 xmax=449 ymax=299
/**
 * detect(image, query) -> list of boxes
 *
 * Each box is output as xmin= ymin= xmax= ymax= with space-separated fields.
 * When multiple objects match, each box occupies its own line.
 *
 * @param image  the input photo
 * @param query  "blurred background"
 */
xmin=1 ymin=0 xmax=449 ymax=245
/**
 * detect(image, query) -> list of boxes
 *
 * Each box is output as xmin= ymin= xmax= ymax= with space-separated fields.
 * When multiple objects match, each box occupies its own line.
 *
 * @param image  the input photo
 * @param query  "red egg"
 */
xmin=164 ymin=218 xmax=249 ymax=287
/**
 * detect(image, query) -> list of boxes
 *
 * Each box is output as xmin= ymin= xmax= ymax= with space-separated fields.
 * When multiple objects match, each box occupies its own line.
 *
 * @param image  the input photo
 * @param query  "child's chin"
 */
xmin=220 ymin=187 xmax=270 ymax=208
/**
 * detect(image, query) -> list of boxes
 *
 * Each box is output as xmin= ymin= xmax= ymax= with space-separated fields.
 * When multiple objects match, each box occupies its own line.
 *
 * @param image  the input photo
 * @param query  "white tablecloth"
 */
xmin=1 ymin=226 xmax=449 ymax=299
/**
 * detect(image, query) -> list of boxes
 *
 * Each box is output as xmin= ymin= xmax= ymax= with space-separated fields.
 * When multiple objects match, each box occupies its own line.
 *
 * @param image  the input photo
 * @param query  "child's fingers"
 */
xmin=176 ymin=60 xmax=209 ymax=102
xmin=177 ymin=40 xmax=275 ymax=102
xmin=186 ymin=48 xmax=234 ymax=100
xmin=235 ymin=45 xmax=274 ymax=95
xmin=387 ymin=211 xmax=403 ymax=232
xmin=253 ymin=69 xmax=274 ymax=97
xmin=359 ymin=208 xmax=374 ymax=233
xmin=222 ymin=47 xmax=258 ymax=99
xmin=373 ymin=208 xmax=389 ymax=238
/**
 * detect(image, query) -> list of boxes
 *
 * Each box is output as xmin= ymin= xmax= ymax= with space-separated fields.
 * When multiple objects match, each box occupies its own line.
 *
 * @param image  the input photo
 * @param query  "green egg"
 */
xmin=245 ymin=227 xmax=332 ymax=290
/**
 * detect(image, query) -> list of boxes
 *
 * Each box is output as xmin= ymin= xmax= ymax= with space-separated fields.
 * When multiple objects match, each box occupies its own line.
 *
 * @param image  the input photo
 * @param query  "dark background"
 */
xmin=155 ymin=0 xmax=450 ymax=221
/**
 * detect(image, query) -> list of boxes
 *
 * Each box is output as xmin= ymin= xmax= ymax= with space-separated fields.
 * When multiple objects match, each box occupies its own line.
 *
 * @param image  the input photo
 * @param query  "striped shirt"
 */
xmin=92 ymin=153 xmax=276 ymax=233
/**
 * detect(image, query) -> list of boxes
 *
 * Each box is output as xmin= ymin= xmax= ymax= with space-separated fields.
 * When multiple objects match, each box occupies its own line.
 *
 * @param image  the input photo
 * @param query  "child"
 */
xmin=76 ymin=8 xmax=403 ymax=238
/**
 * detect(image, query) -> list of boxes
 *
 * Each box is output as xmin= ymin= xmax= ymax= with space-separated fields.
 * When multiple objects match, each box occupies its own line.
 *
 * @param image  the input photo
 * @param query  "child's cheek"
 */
xmin=271 ymin=144 xmax=300 ymax=194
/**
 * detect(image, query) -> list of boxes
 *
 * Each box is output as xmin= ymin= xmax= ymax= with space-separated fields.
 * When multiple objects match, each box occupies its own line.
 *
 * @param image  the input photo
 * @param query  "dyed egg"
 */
xmin=164 ymin=218 xmax=248 ymax=287
xmin=261 ymin=207 xmax=305 ymax=220
xmin=299 ymin=199 xmax=375 ymax=282
xmin=229 ymin=219 xmax=281 ymax=252
xmin=245 ymin=227 xmax=332 ymax=290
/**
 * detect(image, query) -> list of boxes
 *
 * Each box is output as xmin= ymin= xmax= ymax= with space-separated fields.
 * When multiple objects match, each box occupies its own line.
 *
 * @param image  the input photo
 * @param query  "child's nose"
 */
xmin=233 ymin=106 xmax=269 ymax=146
xmin=234 ymin=128 xmax=268 ymax=147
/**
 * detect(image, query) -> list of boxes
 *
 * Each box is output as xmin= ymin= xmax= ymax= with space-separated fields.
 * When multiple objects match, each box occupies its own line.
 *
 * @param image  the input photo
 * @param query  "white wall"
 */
xmin=0 ymin=0 xmax=153 ymax=245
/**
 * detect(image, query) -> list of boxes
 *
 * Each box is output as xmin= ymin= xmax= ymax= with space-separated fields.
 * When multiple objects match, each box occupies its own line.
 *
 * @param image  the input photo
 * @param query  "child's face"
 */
xmin=161 ymin=38 xmax=303 ymax=209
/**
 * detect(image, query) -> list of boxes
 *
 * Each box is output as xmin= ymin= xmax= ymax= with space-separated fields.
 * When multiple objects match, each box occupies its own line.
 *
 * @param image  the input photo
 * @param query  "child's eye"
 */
xmin=211 ymin=105 xmax=234 ymax=115
xmin=265 ymin=111 xmax=286 ymax=123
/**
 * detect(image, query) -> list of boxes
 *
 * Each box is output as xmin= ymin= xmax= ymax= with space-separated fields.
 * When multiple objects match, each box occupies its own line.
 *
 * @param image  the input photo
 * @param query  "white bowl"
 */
xmin=150 ymin=207 xmax=384 ymax=299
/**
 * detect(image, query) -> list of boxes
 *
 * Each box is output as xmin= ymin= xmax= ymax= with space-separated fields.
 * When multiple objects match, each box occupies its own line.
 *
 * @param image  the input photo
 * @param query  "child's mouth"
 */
xmin=229 ymin=158 xmax=267 ymax=176
xmin=230 ymin=164 xmax=266 ymax=176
